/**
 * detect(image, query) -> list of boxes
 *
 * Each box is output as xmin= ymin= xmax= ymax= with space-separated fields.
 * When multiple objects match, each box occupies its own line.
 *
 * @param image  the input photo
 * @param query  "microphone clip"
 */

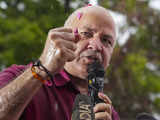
xmin=87 ymin=61 xmax=105 ymax=105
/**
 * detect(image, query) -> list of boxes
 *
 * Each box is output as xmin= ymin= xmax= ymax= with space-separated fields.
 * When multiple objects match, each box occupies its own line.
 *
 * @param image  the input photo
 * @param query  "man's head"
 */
xmin=64 ymin=5 xmax=116 ymax=79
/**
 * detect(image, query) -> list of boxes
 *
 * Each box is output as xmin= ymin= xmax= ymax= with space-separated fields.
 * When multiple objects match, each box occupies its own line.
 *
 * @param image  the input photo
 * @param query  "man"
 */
xmin=0 ymin=5 xmax=119 ymax=120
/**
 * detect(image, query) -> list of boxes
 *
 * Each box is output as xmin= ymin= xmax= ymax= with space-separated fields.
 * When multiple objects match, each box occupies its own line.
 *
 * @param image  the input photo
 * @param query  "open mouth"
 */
xmin=79 ymin=49 xmax=103 ymax=64
xmin=81 ymin=55 xmax=103 ymax=65
xmin=86 ymin=56 xmax=99 ymax=61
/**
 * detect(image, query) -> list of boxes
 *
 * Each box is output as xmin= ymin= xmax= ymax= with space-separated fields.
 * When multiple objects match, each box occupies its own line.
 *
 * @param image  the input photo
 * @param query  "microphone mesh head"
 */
xmin=87 ymin=60 xmax=105 ymax=82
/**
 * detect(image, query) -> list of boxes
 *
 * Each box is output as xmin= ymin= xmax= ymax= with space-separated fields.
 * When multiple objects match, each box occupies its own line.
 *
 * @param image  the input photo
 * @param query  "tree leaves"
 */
xmin=101 ymin=0 xmax=160 ymax=118
xmin=0 ymin=0 xmax=69 ymax=68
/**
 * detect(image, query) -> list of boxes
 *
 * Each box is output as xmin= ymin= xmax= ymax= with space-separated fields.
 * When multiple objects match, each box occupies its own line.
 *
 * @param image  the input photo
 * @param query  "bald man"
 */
xmin=0 ymin=6 xmax=120 ymax=120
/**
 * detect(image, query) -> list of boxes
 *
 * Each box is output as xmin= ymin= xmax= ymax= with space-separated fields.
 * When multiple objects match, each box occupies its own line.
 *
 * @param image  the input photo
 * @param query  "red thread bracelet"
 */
xmin=31 ymin=60 xmax=53 ymax=86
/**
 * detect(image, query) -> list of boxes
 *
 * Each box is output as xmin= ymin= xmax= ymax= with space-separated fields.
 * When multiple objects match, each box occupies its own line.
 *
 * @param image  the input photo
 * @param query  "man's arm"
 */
xmin=0 ymin=67 xmax=45 ymax=120
xmin=0 ymin=27 xmax=76 ymax=120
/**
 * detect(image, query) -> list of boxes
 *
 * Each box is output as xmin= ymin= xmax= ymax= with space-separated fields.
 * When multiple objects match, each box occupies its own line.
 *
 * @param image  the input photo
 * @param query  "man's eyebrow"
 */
xmin=82 ymin=25 xmax=114 ymax=42
xmin=103 ymin=34 xmax=113 ymax=39
xmin=83 ymin=26 xmax=97 ymax=32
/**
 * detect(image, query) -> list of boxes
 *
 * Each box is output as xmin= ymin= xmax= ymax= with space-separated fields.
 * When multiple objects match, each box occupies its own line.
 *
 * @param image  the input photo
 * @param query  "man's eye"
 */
xmin=101 ymin=37 xmax=112 ymax=46
xmin=81 ymin=32 xmax=93 ymax=38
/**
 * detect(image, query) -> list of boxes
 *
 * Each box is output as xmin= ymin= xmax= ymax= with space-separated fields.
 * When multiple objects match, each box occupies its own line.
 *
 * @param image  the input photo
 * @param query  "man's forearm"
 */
xmin=0 ymin=67 xmax=44 ymax=120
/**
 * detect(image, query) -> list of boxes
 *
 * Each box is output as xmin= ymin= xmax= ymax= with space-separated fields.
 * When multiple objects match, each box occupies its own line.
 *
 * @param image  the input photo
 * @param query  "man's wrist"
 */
xmin=31 ymin=60 xmax=53 ymax=86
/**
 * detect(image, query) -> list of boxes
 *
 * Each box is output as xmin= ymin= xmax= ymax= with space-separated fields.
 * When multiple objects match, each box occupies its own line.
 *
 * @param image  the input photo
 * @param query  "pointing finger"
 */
xmin=98 ymin=92 xmax=112 ymax=105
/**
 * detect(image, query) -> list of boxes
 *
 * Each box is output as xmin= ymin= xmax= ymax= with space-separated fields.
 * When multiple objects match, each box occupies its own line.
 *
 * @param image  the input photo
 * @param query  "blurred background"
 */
xmin=0 ymin=0 xmax=160 ymax=119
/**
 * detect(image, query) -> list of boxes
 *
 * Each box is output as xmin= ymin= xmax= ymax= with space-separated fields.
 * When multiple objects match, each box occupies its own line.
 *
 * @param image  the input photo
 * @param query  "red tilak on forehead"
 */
xmin=87 ymin=3 xmax=92 ymax=6
xmin=77 ymin=3 xmax=92 ymax=20
xmin=77 ymin=12 xmax=83 ymax=20
xmin=85 ymin=3 xmax=92 ymax=7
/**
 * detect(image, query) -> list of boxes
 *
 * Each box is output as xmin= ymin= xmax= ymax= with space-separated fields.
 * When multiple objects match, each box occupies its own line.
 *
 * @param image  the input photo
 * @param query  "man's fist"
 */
xmin=39 ymin=27 xmax=77 ymax=73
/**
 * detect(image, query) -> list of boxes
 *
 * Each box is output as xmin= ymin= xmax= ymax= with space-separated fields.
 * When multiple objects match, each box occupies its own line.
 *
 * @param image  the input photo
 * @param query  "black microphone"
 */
xmin=71 ymin=94 xmax=95 ymax=120
xmin=136 ymin=113 xmax=157 ymax=120
xmin=71 ymin=61 xmax=104 ymax=120
xmin=87 ymin=60 xmax=105 ymax=105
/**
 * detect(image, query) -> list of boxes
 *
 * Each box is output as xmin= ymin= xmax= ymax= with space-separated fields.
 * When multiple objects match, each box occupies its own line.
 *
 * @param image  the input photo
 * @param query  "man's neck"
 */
xmin=70 ymin=75 xmax=88 ymax=95
xmin=64 ymin=69 xmax=88 ymax=95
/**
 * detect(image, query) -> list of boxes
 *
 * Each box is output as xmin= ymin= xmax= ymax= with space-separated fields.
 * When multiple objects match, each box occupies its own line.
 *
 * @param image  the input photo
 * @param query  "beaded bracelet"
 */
xmin=31 ymin=60 xmax=53 ymax=86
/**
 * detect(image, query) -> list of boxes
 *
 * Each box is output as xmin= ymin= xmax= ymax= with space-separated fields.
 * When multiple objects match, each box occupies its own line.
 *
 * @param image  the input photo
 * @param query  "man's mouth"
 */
xmin=79 ymin=49 xmax=103 ymax=64
xmin=86 ymin=55 xmax=99 ymax=61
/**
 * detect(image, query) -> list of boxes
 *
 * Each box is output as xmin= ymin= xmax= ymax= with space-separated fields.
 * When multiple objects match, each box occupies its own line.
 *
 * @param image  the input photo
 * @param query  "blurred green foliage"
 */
xmin=0 ymin=0 xmax=69 ymax=67
xmin=0 ymin=0 xmax=160 ymax=119
xmin=99 ymin=0 xmax=160 ymax=119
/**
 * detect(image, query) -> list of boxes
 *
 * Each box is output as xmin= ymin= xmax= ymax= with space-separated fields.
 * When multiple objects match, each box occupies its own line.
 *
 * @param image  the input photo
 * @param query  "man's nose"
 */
xmin=87 ymin=38 xmax=102 ymax=52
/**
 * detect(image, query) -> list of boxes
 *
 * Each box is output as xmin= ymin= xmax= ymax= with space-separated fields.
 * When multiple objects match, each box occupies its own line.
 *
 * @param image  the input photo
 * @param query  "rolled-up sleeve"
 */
xmin=0 ymin=64 xmax=27 ymax=88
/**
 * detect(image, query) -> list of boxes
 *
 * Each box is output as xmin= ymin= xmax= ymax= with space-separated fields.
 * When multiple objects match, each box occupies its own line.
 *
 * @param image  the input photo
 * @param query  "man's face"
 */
xmin=65 ymin=9 xmax=116 ymax=79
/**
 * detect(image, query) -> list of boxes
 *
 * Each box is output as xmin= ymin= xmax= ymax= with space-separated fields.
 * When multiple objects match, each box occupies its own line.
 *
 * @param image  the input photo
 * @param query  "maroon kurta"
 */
xmin=0 ymin=64 xmax=120 ymax=120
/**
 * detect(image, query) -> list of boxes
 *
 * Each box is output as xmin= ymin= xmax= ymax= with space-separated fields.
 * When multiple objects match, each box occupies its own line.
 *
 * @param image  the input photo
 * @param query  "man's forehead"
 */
xmin=64 ymin=6 xmax=116 ymax=41
xmin=78 ymin=14 xmax=115 ymax=34
xmin=80 ymin=25 xmax=97 ymax=32
xmin=77 ymin=6 xmax=110 ymax=15
xmin=80 ymin=25 xmax=108 ymax=34
xmin=64 ymin=6 xmax=113 ymax=27
xmin=77 ymin=8 xmax=114 ymax=28
xmin=84 ymin=24 xmax=114 ymax=35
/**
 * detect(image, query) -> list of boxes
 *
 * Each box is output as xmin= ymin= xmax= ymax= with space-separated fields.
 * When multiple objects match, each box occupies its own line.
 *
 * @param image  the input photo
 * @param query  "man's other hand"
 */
xmin=94 ymin=92 xmax=112 ymax=120
xmin=39 ymin=27 xmax=77 ymax=73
